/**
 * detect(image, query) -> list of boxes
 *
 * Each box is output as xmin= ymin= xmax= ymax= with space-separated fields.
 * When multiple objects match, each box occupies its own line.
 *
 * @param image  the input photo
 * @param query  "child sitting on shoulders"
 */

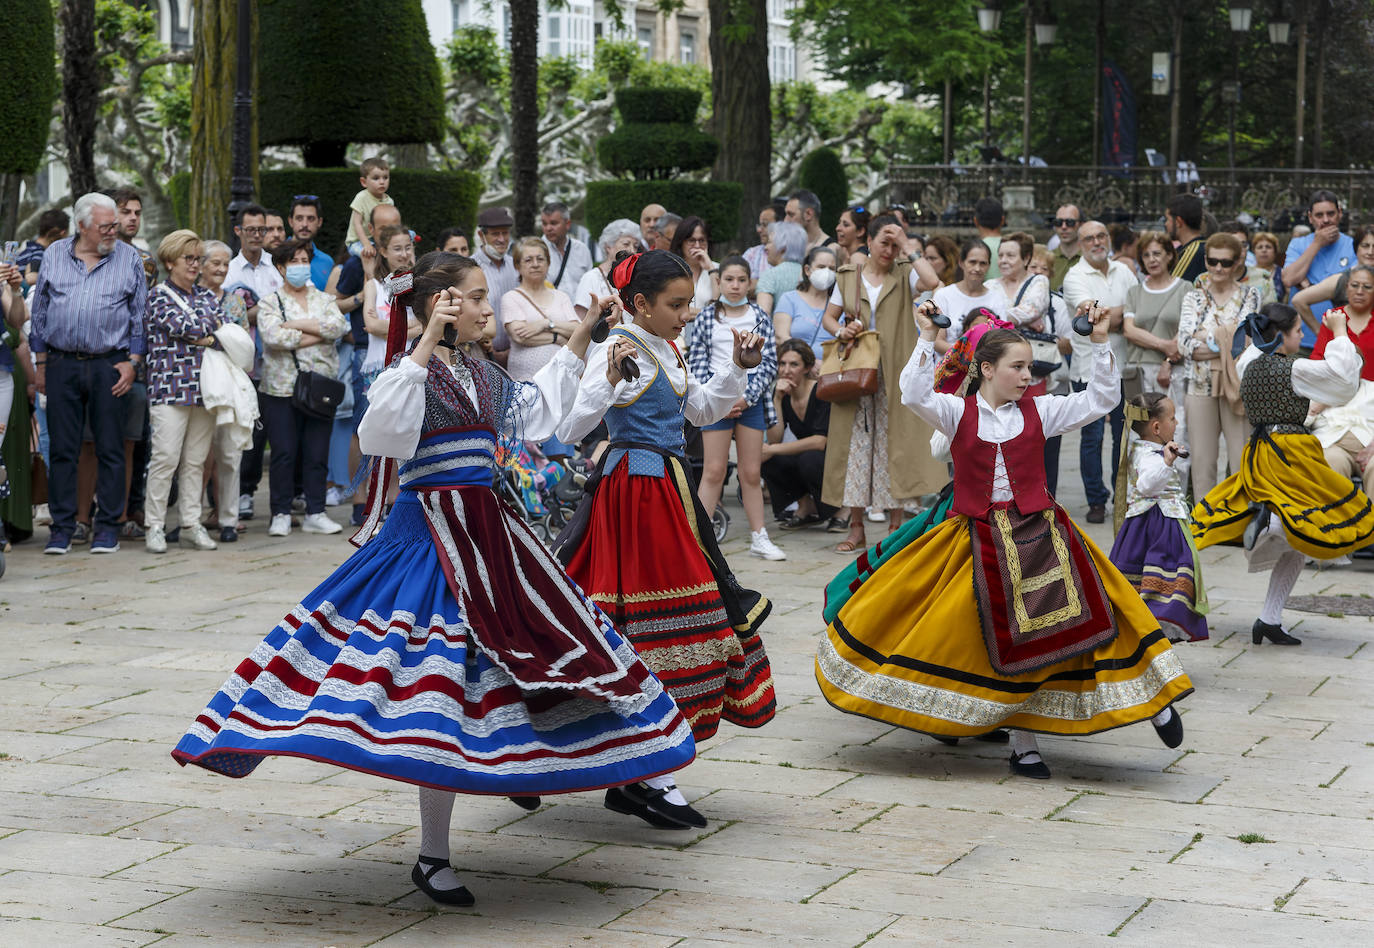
xmin=348 ymin=157 xmax=395 ymax=257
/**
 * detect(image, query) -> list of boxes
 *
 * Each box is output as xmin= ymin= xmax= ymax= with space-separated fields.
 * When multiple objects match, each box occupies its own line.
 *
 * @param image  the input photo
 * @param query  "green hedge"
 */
xmin=798 ymin=147 xmax=848 ymax=237
xmin=259 ymin=168 xmax=482 ymax=258
xmin=0 ymin=0 xmax=55 ymax=175
xmin=258 ymin=0 xmax=443 ymax=153
xmin=596 ymin=126 xmax=718 ymax=180
xmin=614 ymin=87 xmax=702 ymax=126
xmin=586 ymin=181 xmax=743 ymax=250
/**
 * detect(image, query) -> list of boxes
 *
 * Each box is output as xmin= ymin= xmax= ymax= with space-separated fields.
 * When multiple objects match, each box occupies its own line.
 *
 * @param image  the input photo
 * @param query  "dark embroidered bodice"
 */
xmin=1241 ymin=353 xmax=1309 ymax=431
xmin=412 ymin=351 xmax=523 ymax=436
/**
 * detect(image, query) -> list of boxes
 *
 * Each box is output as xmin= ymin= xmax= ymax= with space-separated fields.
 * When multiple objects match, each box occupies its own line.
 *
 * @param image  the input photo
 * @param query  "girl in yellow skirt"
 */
xmin=815 ymin=302 xmax=1194 ymax=779
xmin=1192 ymin=303 xmax=1374 ymax=645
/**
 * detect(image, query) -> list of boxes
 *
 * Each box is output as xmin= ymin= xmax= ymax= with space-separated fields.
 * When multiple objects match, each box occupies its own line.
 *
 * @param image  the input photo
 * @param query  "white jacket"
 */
xmin=201 ymin=324 xmax=259 ymax=450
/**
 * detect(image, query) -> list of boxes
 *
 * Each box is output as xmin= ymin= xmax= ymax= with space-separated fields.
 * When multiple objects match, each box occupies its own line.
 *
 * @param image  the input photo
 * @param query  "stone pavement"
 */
xmin=3 ymin=444 xmax=1374 ymax=946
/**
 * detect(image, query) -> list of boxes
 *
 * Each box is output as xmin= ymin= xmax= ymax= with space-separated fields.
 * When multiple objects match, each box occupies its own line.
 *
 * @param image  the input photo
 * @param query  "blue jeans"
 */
xmin=1073 ymin=379 xmax=1124 ymax=507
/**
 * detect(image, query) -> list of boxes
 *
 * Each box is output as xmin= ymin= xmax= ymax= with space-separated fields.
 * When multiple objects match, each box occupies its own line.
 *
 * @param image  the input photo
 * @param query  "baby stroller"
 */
xmin=496 ymin=442 xmax=582 ymax=544
xmin=684 ymin=423 xmax=734 ymax=544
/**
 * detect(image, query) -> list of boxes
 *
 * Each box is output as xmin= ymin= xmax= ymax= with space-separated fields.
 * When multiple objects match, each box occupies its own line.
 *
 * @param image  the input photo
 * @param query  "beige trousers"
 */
xmin=1323 ymin=430 xmax=1374 ymax=485
xmin=210 ymin=423 xmax=243 ymax=528
xmin=1186 ymin=392 xmax=1247 ymax=499
xmin=145 ymin=403 xmax=215 ymax=531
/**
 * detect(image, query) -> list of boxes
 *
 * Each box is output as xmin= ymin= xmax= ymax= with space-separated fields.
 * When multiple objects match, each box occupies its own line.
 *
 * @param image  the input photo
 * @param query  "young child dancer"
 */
xmin=1192 ymin=303 xmax=1374 ymax=644
xmin=1110 ymin=393 xmax=1209 ymax=643
xmin=173 ymin=252 xmax=695 ymax=906
xmin=555 ymin=249 xmax=777 ymax=826
xmin=688 ymin=255 xmax=785 ymax=560
xmin=816 ymin=302 xmax=1193 ymax=779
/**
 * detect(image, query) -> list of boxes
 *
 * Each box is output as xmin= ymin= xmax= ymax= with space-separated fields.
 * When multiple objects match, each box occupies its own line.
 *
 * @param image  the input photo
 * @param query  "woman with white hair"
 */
xmin=755 ymin=221 xmax=807 ymax=315
xmin=198 ymin=239 xmax=250 ymax=541
xmin=574 ymin=219 xmax=643 ymax=319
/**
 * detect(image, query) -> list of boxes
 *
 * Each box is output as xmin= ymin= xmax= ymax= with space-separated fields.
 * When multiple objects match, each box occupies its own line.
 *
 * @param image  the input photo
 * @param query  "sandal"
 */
xmin=780 ymin=513 xmax=823 ymax=530
xmin=834 ymin=537 xmax=865 ymax=554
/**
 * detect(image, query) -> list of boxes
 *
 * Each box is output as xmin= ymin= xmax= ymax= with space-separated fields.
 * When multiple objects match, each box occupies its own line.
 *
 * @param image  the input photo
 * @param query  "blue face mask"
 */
xmin=284 ymin=263 xmax=312 ymax=288
xmin=721 ymin=294 xmax=749 ymax=308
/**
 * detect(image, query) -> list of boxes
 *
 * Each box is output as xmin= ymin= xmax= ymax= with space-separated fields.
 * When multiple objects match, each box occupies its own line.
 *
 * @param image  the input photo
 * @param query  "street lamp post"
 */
xmin=978 ymin=3 xmax=1002 ymax=156
xmin=226 ymin=0 xmax=254 ymax=249
xmin=1022 ymin=5 xmax=1057 ymax=181
xmin=1226 ymin=5 xmax=1252 ymax=173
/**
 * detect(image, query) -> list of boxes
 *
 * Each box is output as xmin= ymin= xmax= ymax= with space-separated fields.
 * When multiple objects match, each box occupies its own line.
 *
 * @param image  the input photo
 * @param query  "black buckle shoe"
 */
xmin=508 ymin=796 xmax=541 ymax=811
xmin=1243 ymin=505 xmax=1272 ymax=551
xmin=1152 ymin=705 xmax=1184 ymax=748
xmin=976 ymin=729 xmax=1011 ymax=744
xmin=1009 ymin=751 xmax=1052 ymax=779
xmin=411 ymin=855 xmax=475 ymax=906
xmin=605 ymin=783 xmax=705 ymax=829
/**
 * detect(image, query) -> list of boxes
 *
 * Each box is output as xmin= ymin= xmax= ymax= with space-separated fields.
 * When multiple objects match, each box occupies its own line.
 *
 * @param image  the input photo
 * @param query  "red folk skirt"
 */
xmin=561 ymin=454 xmax=776 ymax=741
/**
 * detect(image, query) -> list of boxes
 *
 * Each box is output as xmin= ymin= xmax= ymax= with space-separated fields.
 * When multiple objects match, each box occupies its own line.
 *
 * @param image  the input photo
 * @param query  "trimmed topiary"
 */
xmin=260 ymin=168 xmax=482 ymax=258
xmin=596 ymin=126 xmax=718 ymax=181
xmin=586 ymin=180 xmax=743 ymax=249
xmin=613 ymin=87 xmax=702 ymax=126
xmin=258 ymin=0 xmax=443 ymax=165
xmin=0 ymin=0 xmax=56 ymax=176
xmin=798 ymin=147 xmax=848 ymax=237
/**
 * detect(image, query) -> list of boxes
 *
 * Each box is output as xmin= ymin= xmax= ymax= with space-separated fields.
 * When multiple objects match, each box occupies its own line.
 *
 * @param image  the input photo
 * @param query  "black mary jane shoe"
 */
xmin=508 ymin=795 xmax=541 ymax=811
xmin=411 ymin=855 xmax=475 ymax=906
xmin=1009 ymin=751 xmax=1052 ymax=780
xmin=932 ymin=735 xmax=960 ymax=746
xmin=606 ymin=783 xmax=706 ymax=829
xmin=1243 ymin=505 xmax=1272 ymax=551
xmin=1152 ymin=706 xmax=1184 ymax=749
xmin=976 ymin=729 xmax=1011 ymax=744
xmin=1252 ymin=619 xmax=1301 ymax=646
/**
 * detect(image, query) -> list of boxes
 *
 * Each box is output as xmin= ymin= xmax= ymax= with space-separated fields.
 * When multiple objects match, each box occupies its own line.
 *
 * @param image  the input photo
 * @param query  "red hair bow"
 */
xmin=611 ymin=252 xmax=642 ymax=291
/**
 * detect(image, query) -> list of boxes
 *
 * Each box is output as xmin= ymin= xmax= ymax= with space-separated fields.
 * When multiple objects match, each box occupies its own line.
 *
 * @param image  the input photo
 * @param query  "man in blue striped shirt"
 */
xmin=29 ymin=192 xmax=148 ymax=554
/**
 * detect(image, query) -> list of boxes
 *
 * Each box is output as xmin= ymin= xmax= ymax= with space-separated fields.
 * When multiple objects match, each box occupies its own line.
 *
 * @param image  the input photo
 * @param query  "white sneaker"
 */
xmin=238 ymin=494 xmax=254 ymax=519
xmin=145 ymin=525 xmax=166 ymax=554
xmin=267 ymin=513 xmax=292 ymax=537
xmin=749 ymin=529 xmax=787 ymax=561
xmin=302 ymin=512 xmax=342 ymax=535
xmin=179 ymin=524 xmax=219 ymax=551
xmin=325 ymin=486 xmax=344 ymax=507
xmin=866 ymin=506 xmax=887 ymax=523
xmin=34 ymin=503 xmax=52 ymax=526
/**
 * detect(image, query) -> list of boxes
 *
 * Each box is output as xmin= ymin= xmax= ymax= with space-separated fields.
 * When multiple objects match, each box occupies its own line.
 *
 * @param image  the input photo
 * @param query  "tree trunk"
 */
xmin=1311 ymin=1 xmax=1327 ymax=168
xmin=709 ymin=0 xmax=771 ymax=247
xmin=60 ymin=0 xmax=99 ymax=198
xmin=508 ymin=0 xmax=539 ymax=236
xmin=192 ymin=0 xmax=257 ymax=242
xmin=0 ymin=174 xmax=21 ymax=242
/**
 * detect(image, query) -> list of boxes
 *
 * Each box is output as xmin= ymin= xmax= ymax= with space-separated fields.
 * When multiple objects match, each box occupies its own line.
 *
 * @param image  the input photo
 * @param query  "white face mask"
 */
xmin=809 ymin=266 xmax=837 ymax=291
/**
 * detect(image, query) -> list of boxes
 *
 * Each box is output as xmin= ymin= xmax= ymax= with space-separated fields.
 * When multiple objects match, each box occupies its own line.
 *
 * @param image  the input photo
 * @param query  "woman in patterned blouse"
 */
xmin=143 ymin=230 xmax=228 ymax=554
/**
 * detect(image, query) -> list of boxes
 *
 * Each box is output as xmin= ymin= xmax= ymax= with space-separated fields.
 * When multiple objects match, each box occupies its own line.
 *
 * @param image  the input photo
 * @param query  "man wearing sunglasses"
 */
xmin=1047 ymin=204 xmax=1081 ymax=290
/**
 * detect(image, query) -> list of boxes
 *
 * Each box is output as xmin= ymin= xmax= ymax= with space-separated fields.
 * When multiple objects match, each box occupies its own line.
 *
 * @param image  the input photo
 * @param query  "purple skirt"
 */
xmin=1109 ymin=506 xmax=1209 ymax=643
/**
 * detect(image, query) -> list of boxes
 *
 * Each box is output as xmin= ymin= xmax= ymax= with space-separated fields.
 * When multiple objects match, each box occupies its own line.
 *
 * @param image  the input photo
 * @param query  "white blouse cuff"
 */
xmin=396 ymin=357 xmax=428 ymax=382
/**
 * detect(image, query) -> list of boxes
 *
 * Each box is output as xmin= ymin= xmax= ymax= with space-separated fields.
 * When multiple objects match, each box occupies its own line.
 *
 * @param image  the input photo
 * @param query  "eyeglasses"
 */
xmin=292 ymin=194 xmax=319 ymax=202
xmin=95 ymin=223 xmax=119 ymax=234
xmin=851 ymin=205 xmax=867 ymax=214
xmin=239 ymin=226 xmax=266 ymax=236
xmin=1205 ymin=256 xmax=1237 ymax=268
xmin=178 ymin=254 xmax=201 ymax=265
xmin=1082 ymin=232 xmax=1110 ymax=243
xmin=1053 ymin=218 xmax=1080 ymax=227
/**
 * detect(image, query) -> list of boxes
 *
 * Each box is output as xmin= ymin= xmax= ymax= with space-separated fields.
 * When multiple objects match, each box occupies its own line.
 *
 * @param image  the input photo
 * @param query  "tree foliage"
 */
xmin=0 ymin=0 xmax=57 ymax=176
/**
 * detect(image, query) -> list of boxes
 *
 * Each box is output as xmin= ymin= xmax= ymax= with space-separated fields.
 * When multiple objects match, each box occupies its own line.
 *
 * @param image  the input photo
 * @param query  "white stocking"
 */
xmin=642 ymin=772 xmax=687 ymax=806
xmin=1260 ymin=551 xmax=1305 ymax=625
xmin=1152 ymin=706 xmax=1175 ymax=727
xmin=1009 ymin=729 xmax=1042 ymax=765
xmin=417 ymin=787 xmax=463 ymax=892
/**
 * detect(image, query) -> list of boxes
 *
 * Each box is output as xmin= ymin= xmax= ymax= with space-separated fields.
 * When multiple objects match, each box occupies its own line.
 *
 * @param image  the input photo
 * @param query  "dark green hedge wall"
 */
xmin=258 ymin=0 xmax=443 ymax=149
xmin=798 ymin=148 xmax=848 ymax=236
xmin=0 ymin=0 xmax=56 ymax=175
xmin=259 ymin=168 xmax=482 ymax=258
xmin=586 ymin=181 xmax=743 ymax=250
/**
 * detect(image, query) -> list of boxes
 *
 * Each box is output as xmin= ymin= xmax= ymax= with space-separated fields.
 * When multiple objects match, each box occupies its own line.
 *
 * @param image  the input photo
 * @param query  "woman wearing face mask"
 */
xmin=175 ymin=251 xmax=695 ymax=907
xmin=256 ymin=238 xmax=349 ymax=538
xmin=773 ymin=247 xmax=838 ymax=346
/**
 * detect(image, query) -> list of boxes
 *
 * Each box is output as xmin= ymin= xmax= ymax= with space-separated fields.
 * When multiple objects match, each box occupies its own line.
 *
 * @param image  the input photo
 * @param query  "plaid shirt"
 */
xmin=686 ymin=302 xmax=778 ymax=427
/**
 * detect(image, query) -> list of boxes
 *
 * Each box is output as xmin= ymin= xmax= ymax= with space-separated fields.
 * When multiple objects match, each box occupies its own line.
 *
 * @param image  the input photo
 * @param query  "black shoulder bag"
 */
xmin=279 ymin=293 xmax=346 ymax=419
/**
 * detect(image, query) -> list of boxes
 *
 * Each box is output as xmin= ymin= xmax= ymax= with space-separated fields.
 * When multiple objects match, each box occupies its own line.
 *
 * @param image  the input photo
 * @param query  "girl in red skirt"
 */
xmin=555 ymin=249 xmax=777 ymax=829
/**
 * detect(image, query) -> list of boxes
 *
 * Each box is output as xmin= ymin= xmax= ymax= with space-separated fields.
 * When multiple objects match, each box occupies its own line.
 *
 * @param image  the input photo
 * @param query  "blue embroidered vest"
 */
xmin=603 ymin=326 xmax=688 ymax=478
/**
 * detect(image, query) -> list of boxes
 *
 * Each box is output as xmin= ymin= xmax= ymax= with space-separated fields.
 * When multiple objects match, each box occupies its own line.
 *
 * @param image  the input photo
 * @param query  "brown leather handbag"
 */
xmin=816 ymin=272 xmax=881 ymax=402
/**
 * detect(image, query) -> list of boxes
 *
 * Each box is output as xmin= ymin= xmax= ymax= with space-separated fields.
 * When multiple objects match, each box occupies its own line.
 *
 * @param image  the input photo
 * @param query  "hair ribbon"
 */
xmin=611 ymin=252 xmax=642 ymax=290
xmin=1232 ymin=310 xmax=1280 ymax=357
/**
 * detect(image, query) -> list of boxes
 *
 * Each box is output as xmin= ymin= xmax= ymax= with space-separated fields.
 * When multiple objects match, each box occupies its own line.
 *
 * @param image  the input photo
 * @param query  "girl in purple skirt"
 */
xmin=1110 ymin=392 xmax=1209 ymax=642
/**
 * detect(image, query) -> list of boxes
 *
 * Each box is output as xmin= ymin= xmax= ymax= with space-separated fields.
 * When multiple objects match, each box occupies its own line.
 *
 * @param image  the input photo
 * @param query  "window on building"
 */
xmin=637 ymin=26 xmax=654 ymax=58
xmin=548 ymin=14 xmax=562 ymax=56
xmin=680 ymin=30 xmax=696 ymax=64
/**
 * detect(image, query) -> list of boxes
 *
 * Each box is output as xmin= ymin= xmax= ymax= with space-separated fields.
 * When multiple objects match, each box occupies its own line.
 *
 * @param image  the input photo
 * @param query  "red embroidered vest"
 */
xmin=950 ymin=394 xmax=1054 ymax=518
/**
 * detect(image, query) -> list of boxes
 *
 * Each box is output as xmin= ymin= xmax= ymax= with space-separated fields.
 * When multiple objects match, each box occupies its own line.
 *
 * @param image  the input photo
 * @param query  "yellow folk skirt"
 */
xmin=1192 ymin=432 xmax=1374 ymax=559
xmin=815 ymin=514 xmax=1193 ymax=737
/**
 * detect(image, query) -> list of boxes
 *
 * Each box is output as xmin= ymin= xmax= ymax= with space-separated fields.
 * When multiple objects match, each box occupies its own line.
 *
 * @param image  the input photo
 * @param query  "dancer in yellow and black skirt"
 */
xmin=1192 ymin=303 xmax=1374 ymax=645
xmin=816 ymin=301 xmax=1194 ymax=779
